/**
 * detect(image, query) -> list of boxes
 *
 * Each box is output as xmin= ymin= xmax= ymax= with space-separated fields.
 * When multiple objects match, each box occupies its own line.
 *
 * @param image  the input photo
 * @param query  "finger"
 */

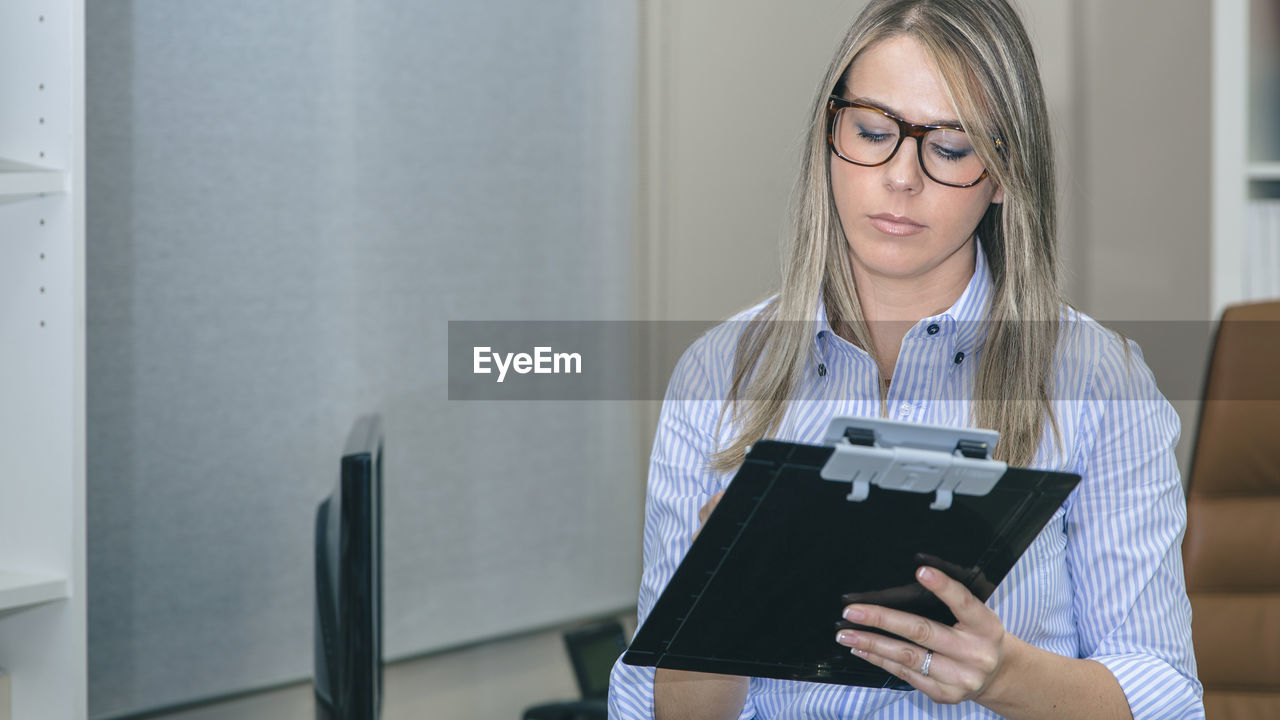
xmin=841 ymin=604 xmax=957 ymax=657
xmin=915 ymin=566 xmax=997 ymax=631
xmin=839 ymin=630 xmax=952 ymax=696
xmin=835 ymin=628 xmax=969 ymax=690
xmin=692 ymin=490 xmax=726 ymax=542
xmin=835 ymin=629 xmax=929 ymax=671
xmin=840 ymin=639 xmax=950 ymax=702
xmin=698 ymin=490 xmax=725 ymax=524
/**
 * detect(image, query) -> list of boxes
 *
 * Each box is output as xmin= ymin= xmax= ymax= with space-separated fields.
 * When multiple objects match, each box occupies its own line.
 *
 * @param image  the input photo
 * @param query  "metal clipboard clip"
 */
xmin=819 ymin=417 xmax=1008 ymax=511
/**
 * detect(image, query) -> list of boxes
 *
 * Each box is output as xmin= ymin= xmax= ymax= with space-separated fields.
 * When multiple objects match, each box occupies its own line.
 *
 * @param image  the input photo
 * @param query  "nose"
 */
xmin=883 ymin=136 xmax=924 ymax=193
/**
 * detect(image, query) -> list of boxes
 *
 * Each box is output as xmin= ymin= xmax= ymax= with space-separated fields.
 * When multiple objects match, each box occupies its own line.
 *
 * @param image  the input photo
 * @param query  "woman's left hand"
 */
xmin=835 ymin=565 xmax=1014 ymax=705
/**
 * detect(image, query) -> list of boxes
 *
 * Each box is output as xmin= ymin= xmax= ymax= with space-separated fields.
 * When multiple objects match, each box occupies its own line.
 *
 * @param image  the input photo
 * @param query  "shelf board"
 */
xmin=0 ymin=571 xmax=69 ymax=614
xmin=1248 ymin=163 xmax=1280 ymax=181
xmin=0 ymin=158 xmax=67 ymax=197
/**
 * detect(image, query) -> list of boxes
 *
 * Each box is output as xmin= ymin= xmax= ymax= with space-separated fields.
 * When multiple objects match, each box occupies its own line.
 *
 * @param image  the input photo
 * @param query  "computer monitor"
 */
xmin=522 ymin=620 xmax=625 ymax=720
xmin=564 ymin=620 xmax=626 ymax=701
xmin=314 ymin=415 xmax=384 ymax=720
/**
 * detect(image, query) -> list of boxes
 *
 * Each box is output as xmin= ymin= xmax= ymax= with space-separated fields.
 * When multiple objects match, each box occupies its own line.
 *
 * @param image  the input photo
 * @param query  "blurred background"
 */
xmin=78 ymin=0 xmax=1274 ymax=718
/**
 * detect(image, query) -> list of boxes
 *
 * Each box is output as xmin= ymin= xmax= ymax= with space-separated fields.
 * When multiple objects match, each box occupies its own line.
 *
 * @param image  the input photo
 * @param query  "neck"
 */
xmin=852 ymin=240 xmax=977 ymax=378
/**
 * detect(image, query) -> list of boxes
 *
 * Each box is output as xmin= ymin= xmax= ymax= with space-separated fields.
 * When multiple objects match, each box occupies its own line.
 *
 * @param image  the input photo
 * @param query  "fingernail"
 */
xmin=836 ymin=630 xmax=861 ymax=647
xmin=852 ymin=648 xmax=868 ymax=658
xmin=917 ymin=566 xmax=934 ymax=581
xmin=843 ymin=607 xmax=866 ymax=622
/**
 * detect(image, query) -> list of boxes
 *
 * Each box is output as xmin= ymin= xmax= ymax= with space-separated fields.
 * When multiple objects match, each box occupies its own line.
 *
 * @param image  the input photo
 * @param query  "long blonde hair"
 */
xmin=710 ymin=0 xmax=1060 ymax=472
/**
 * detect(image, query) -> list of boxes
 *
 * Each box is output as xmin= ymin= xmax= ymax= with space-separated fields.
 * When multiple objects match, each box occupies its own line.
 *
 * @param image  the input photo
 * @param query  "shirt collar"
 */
xmin=814 ymin=240 xmax=993 ymax=351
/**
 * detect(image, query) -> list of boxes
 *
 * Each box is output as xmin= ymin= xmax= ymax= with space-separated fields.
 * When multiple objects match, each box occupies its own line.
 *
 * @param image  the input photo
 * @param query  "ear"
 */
xmin=990 ymin=183 xmax=1004 ymax=205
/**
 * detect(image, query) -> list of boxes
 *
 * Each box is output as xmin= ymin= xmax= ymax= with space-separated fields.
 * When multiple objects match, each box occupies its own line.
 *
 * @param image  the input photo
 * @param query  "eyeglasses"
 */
xmin=826 ymin=96 xmax=999 ymax=188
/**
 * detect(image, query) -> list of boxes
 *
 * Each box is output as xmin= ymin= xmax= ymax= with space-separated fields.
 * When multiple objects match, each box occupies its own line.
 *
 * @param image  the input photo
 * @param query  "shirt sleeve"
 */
xmin=608 ymin=335 xmax=757 ymax=720
xmin=1065 ymin=337 xmax=1204 ymax=719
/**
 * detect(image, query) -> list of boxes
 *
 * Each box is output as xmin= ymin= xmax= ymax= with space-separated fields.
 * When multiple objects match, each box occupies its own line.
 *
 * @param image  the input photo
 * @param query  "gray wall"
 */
xmin=1071 ymin=0 xmax=1211 ymax=322
xmin=86 ymin=1 xmax=641 ymax=717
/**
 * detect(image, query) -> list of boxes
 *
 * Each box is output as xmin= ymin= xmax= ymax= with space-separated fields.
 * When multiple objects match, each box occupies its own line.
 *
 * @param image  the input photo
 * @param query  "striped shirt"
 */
xmin=608 ymin=246 xmax=1204 ymax=719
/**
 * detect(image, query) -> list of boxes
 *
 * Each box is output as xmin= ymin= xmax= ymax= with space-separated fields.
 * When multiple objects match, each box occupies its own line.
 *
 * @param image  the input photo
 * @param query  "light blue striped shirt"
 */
xmin=609 ymin=246 xmax=1203 ymax=719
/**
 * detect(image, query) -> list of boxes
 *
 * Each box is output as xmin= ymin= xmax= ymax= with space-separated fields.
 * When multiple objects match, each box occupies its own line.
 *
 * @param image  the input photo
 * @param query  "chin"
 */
xmin=848 ymin=243 xmax=936 ymax=280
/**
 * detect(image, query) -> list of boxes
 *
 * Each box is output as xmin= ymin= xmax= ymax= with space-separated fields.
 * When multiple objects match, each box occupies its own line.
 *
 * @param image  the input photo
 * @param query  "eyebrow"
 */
xmin=849 ymin=95 xmax=963 ymax=128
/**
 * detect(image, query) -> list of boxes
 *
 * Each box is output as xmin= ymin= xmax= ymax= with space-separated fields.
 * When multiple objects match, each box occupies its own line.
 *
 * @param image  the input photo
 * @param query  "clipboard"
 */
xmin=622 ymin=417 xmax=1080 ymax=689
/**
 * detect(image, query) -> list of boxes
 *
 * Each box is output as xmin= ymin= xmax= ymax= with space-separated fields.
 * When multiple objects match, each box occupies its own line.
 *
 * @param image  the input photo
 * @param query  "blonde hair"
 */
xmin=710 ymin=0 xmax=1060 ymax=472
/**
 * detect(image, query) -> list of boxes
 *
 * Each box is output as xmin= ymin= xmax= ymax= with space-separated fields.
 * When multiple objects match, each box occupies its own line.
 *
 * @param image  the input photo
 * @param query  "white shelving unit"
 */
xmin=0 ymin=572 xmax=68 ymax=615
xmin=0 ymin=0 xmax=86 ymax=718
xmin=1214 ymin=0 xmax=1280 ymax=316
xmin=0 ymin=159 xmax=67 ymax=197
xmin=1250 ymin=162 xmax=1280 ymax=181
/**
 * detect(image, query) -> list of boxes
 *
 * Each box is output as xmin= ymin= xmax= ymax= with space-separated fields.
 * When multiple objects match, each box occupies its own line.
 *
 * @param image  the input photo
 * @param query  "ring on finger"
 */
xmin=920 ymin=650 xmax=933 ymax=677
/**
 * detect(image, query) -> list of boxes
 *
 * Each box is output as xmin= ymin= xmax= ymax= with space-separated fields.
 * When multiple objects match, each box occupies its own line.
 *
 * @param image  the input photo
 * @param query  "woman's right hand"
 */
xmin=655 ymin=490 xmax=748 ymax=720
xmin=691 ymin=490 xmax=726 ymax=542
xmin=655 ymin=669 xmax=748 ymax=720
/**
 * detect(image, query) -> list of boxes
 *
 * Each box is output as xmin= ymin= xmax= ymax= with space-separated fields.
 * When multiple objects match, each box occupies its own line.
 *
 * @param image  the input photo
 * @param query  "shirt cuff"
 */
xmin=1091 ymin=653 xmax=1204 ymax=720
xmin=608 ymin=659 xmax=654 ymax=720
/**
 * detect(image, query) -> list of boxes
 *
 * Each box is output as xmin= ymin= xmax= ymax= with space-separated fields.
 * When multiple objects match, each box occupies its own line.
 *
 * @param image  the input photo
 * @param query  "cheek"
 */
xmin=941 ymin=191 xmax=997 ymax=237
xmin=915 ymin=181 xmax=997 ymax=241
xmin=829 ymin=161 xmax=864 ymax=231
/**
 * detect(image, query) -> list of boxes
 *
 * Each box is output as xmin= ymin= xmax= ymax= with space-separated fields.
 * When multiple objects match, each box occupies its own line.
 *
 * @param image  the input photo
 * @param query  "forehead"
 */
xmin=844 ymin=35 xmax=958 ymax=127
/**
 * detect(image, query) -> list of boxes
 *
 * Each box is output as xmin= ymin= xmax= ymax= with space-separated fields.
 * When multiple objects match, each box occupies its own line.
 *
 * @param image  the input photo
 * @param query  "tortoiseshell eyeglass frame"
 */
xmin=826 ymin=95 xmax=1003 ymax=189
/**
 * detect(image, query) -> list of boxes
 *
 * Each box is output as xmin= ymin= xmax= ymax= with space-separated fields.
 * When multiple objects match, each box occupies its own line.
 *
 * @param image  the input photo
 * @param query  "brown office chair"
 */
xmin=1183 ymin=300 xmax=1280 ymax=719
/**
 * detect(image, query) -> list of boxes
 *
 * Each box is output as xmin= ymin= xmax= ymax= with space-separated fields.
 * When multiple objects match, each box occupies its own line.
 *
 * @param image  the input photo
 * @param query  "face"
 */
xmin=830 ymin=35 xmax=1003 ymax=285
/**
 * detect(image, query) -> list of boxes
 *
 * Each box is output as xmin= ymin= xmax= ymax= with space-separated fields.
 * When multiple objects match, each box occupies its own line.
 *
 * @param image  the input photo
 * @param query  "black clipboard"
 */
xmin=622 ymin=418 xmax=1080 ymax=689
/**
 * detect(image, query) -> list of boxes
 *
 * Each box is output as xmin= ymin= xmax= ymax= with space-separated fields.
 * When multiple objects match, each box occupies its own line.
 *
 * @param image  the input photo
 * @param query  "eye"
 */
xmin=929 ymin=142 xmax=971 ymax=162
xmin=857 ymin=126 xmax=892 ymax=143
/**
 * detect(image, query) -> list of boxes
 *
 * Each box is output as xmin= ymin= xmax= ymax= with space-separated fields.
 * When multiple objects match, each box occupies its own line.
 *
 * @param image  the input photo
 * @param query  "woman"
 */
xmin=609 ymin=0 xmax=1203 ymax=718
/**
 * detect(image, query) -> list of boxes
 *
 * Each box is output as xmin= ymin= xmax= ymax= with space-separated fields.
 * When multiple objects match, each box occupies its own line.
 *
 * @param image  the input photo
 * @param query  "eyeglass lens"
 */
xmin=832 ymin=106 xmax=985 ymax=186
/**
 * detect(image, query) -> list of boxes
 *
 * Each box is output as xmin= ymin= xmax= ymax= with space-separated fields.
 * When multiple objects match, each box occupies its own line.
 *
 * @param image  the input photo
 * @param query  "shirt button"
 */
xmin=817 ymin=363 xmax=827 ymax=377
xmin=898 ymin=402 xmax=912 ymax=417
xmin=926 ymin=324 xmax=940 ymax=335
xmin=953 ymin=351 xmax=965 ymax=365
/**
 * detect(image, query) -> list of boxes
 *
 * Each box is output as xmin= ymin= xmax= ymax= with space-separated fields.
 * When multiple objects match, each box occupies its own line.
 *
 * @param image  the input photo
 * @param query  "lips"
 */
xmin=868 ymin=213 xmax=926 ymax=236
xmin=865 ymin=212 xmax=926 ymax=235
